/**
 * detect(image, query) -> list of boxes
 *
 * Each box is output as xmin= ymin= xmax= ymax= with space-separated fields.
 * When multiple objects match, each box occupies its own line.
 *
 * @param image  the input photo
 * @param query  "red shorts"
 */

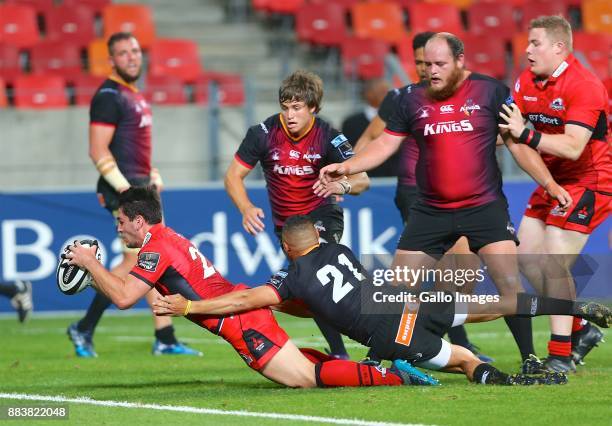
xmin=217 ymin=307 xmax=289 ymax=372
xmin=524 ymin=185 xmax=611 ymax=234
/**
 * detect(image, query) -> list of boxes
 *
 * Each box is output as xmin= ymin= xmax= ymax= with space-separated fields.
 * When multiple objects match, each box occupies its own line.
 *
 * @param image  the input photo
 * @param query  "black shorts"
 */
xmin=274 ymin=203 xmax=344 ymax=244
xmin=96 ymin=175 xmax=151 ymax=214
xmin=397 ymin=197 xmax=519 ymax=256
xmin=394 ymin=184 xmax=418 ymax=224
xmin=368 ymin=301 xmax=456 ymax=367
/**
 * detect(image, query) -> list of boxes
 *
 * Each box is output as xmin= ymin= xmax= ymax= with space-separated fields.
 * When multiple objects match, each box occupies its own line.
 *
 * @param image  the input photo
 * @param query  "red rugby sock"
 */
xmin=315 ymin=360 xmax=403 ymax=387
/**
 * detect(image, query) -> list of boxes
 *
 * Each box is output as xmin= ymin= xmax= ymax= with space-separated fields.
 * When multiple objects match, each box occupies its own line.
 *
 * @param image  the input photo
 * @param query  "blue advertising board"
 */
xmin=0 ymin=182 xmax=609 ymax=312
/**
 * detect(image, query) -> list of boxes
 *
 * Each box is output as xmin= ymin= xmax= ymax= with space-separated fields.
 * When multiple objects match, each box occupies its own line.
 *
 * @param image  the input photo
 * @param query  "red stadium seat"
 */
xmin=0 ymin=4 xmax=39 ymax=49
xmin=341 ymin=37 xmax=389 ymax=79
xmin=148 ymin=39 xmax=203 ymax=83
xmin=422 ymin=0 xmax=474 ymax=11
xmin=5 ymin=0 xmax=54 ymax=19
xmin=395 ymin=35 xmax=420 ymax=83
xmin=463 ymin=34 xmax=507 ymax=79
xmin=102 ymin=4 xmax=155 ymax=49
xmin=46 ymin=4 xmax=96 ymax=49
xmin=13 ymin=74 xmax=67 ymax=108
xmin=71 ymin=73 xmax=104 ymax=106
xmin=309 ymin=0 xmax=359 ymax=8
xmin=467 ymin=2 xmax=516 ymax=42
xmin=0 ymin=43 xmax=22 ymax=83
xmin=144 ymin=74 xmax=187 ymax=105
xmin=407 ymin=3 xmax=464 ymax=35
xmin=573 ymin=32 xmax=612 ymax=81
xmin=30 ymin=40 xmax=82 ymax=80
xmin=0 ymin=77 xmax=7 ymax=107
xmin=194 ymin=72 xmax=245 ymax=106
xmin=63 ymin=0 xmax=111 ymax=16
xmin=295 ymin=3 xmax=347 ymax=47
xmin=351 ymin=2 xmax=407 ymax=44
xmin=87 ymin=38 xmax=111 ymax=76
xmin=519 ymin=1 xmax=567 ymax=32
xmin=511 ymin=32 xmax=528 ymax=69
xmin=263 ymin=0 xmax=305 ymax=15
xmin=582 ymin=0 xmax=612 ymax=34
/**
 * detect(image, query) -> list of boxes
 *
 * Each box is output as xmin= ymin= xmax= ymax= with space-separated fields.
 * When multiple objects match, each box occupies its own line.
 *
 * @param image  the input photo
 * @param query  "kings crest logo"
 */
xmin=460 ymin=99 xmax=481 ymax=116
xmin=550 ymin=98 xmax=564 ymax=111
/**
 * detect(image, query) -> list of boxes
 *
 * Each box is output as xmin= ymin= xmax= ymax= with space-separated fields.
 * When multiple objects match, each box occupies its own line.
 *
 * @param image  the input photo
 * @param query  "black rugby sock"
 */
xmin=504 ymin=316 xmax=535 ymax=361
xmin=77 ymin=292 xmax=112 ymax=333
xmin=472 ymin=363 xmax=509 ymax=384
xmin=516 ymin=293 xmax=575 ymax=316
xmin=155 ymin=325 xmax=178 ymax=345
xmin=0 ymin=282 xmax=19 ymax=298
xmin=447 ymin=325 xmax=470 ymax=347
xmin=314 ymin=317 xmax=347 ymax=356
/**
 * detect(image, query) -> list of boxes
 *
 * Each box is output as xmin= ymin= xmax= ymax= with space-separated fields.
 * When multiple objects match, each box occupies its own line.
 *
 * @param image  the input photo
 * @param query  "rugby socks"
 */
xmin=315 ymin=360 xmax=402 ymax=387
xmin=548 ymin=334 xmax=571 ymax=359
xmin=299 ymin=348 xmax=335 ymax=363
xmin=155 ymin=325 xmax=179 ymax=345
xmin=472 ymin=363 xmax=509 ymax=385
xmin=314 ymin=317 xmax=348 ymax=358
xmin=516 ymin=293 xmax=575 ymax=316
xmin=77 ymin=292 xmax=112 ymax=332
xmin=572 ymin=317 xmax=587 ymax=334
xmin=504 ymin=316 xmax=535 ymax=362
xmin=0 ymin=282 xmax=19 ymax=298
xmin=447 ymin=325 xmax=470 ymax=347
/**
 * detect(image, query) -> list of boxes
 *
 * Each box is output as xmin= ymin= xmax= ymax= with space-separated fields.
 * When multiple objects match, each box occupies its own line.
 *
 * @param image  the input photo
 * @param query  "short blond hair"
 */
xmin=529 ymin=15 xmax=573 ymax=51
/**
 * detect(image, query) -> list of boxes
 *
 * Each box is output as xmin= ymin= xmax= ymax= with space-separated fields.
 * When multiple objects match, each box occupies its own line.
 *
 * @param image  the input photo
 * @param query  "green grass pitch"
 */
xmin=1 ymin=312 xmax=609 ymax=425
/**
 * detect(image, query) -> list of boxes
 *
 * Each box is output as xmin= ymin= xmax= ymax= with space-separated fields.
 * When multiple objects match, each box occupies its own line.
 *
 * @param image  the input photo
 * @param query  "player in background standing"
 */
xmin=353 ymin=31 xmax=493 ymax=363
xmin=499 ymin=15 xmax=611 ymax=372
xmin=224 ymin=70 xmax=370 ymax=359
xmin=0 ymin=280 xmax=33 ymax=322
xmin=66 ymin=32 xmax=200 ymax=358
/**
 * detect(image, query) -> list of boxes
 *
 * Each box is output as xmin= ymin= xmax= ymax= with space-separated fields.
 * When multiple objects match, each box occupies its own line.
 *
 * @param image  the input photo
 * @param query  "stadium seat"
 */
xmin=395 ymin=36 xmax=419 ymax=83
xmin=351 ymin=2 xmax=407 ymax=44
xmin=30 ymin=40 xmax=82 ymax=80
xmin=13 ymin=74 xmax=68 ymax=108
xmin=0 ymin=4 xmax=39 ymax=49
xmin=582 ymin=0 xmax=612 ymax=34
xmin=194 ymin=72 xmax=245 ymax=106
xmin=263 ymin=0 xmax=305 ymax=15
xmin=573 ymin=32 xmax=612 ymax=80
xmin=71 ymin=73 xmax=104 ymax=106
xmin=421 ymin=0 xmax=474 ymax=11
xmin=63 ymin=0 xmax=111 ymax=16
xmin=511 ymin=32 xmax=528 ymax=69
xmin=295 ymin=3 xmax=347 ymax=47
xmin=144 ymin=74 xmax=187 ymax=105
xmin=341 ymin=37 xmax=389 ymax=79
xmin=46 ymin=4 xmax=96 ymax=49
xmin=148 ymin=39 xmax=203 ymax=83
xmin=0 ymin=43 xmax=22 ymax=83
xmin=407 ymin=3 xmax=464 ymax=35
xmin=519 ymin=1 xmax=568 ymax=32
xmin=87 ymin=38 xmax=111 ymax=77
xmin=462 ymin=34 xmax=507 ymax=79
xmin=309 ymin=0 xmax=359 ymax=9
xmin=102 ymin=4 xmax=155 ymax=49
xmin=5 ymin=0 xmax=54 ymax=20
xmin=0 ymin=77 xmax=7 ymax=107
xmin=467 ymin=2 xmax=516 ymax=42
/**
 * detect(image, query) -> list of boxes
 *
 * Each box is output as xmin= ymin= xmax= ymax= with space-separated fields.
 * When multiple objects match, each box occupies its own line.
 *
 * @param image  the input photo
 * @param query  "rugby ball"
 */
xmin=56 ymin=240 xmax=101 ymax=295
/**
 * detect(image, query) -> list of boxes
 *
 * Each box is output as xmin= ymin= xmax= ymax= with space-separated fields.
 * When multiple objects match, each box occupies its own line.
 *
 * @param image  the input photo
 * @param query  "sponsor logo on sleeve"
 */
xmin=268 ymin=270 xmax=288 ymax=289
xmin=137 ymin=252 xmax=160 ymax=272
xmin=330 ymin=134 xmax=349 ymax=147
xmin=505 ymin=95 xmax=514 ymax=106
xmin=259 ymin=122 xmax=269 ymax=134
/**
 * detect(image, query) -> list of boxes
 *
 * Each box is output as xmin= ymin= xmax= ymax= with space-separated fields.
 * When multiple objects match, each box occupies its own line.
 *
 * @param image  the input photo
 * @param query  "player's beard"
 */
xmin=115 ymin=65 xmax=141 ymax=84
xmin=426 ymin=66 xmax=463 ymax=101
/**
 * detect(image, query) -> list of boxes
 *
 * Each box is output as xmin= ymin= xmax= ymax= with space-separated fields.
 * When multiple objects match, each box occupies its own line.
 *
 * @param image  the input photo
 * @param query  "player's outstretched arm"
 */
xmin=502 ymin=130 xmax=572 ymax=210
xmin=153 ymin=285 xmax=281 ymax=317
xmin=224 ymin=158 xmax=265 ymax=235
xmin=65 ymin=241 xmax=150 ymax=309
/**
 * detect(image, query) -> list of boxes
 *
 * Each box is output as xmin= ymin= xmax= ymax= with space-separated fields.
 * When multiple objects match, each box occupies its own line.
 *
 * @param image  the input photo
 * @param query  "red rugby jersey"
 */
xmin=513 ymin=55 xmax=611 ymax=192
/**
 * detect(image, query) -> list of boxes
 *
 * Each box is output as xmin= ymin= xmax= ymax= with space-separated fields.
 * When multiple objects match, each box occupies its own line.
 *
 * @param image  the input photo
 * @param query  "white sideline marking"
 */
xmin=0 ymin=393 xmax=432 ymax=426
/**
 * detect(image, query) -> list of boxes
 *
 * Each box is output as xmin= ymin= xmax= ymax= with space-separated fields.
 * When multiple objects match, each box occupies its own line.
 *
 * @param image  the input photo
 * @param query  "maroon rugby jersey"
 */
xmin=513 ymin=54 xmax=610 ymax=192
xmin=385 ymin=74 xmax=510 ymax=209
xmin=235 ymin=114 xmax=354 ymax=226
xmin=90 ymin=76 xmax=152 ymax=179
xmin=129 ymin=223 xmax=236 ymax=334
xmin=379 ymin=87 xmax=419 ymax=187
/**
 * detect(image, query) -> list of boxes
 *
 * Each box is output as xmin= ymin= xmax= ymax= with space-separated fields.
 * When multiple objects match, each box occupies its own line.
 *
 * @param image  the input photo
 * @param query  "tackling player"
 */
xmin=224 ymin=70 xmax=369 ymax=359
xmin=154 ymin=216 xmax=609 ymax=384
xmin=66 ymin=32 xmax=199 ymax=357
xmin=65 ymin=186 xmax=441 ymax=388
xmin=499 ymin=15 xmax=611 ymax=372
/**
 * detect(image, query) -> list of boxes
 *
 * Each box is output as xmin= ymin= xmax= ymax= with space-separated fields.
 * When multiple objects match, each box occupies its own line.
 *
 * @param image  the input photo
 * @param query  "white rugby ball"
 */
xmin=56 ymin=240 xmax=101 ymax=295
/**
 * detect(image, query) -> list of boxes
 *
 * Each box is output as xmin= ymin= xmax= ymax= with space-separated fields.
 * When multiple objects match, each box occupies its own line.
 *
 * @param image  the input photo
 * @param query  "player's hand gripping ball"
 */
xmin=56 ymin=240 xmax=101 ymax=295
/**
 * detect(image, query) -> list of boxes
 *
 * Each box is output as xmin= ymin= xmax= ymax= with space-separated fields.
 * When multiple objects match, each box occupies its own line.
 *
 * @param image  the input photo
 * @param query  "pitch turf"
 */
xmin=1 ymin=312 xmax=609 ymax=425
